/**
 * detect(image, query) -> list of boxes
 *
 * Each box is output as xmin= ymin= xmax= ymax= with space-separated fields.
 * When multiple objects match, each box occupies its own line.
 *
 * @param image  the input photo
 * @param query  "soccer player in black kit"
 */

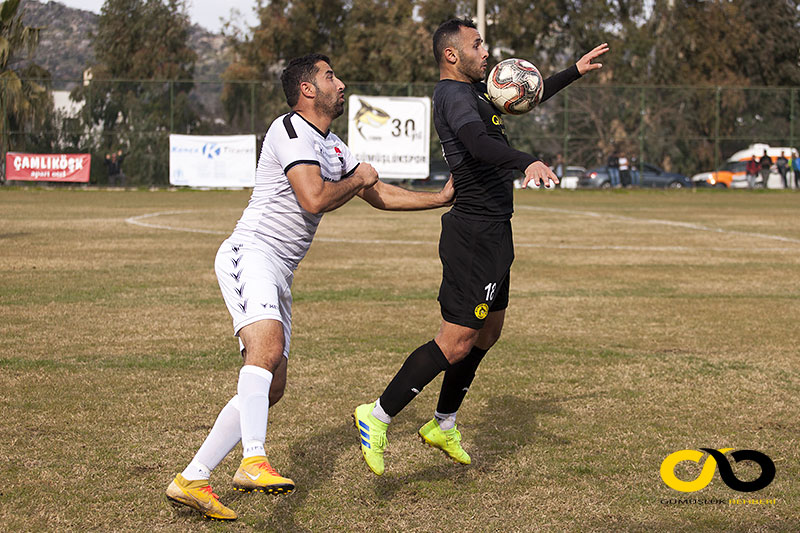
xmin=354 ymin=18 xmax=609 ymax=475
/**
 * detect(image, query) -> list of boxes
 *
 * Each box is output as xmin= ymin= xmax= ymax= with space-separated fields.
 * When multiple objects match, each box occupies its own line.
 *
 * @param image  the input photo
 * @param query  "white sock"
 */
xmin=371 ymin=398 xmax=392 ymax=424
xmin=182 ymin=395 xmax=242 ymax=480
xmin=181 ymin=460 xmax=211 ymax=481
xmin=434 ymin=410 xmax=457 ymax=431
xmin=238 ymin=365 xmax=273 ymax=458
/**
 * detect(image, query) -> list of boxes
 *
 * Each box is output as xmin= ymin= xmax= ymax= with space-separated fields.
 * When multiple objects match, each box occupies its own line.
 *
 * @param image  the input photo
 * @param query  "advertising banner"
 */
xmin=6 ymin=153 xmax=91 ymax=182
xmin=169 ymin=134 xmax=256 ymax=188
xmin=347 ymin=95 xmax=430 ymax=180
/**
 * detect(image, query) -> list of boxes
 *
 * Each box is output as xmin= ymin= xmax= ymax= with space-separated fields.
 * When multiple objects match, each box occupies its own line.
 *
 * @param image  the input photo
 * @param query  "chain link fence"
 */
xmin=3 ymin=78 xmax=799 ymax=185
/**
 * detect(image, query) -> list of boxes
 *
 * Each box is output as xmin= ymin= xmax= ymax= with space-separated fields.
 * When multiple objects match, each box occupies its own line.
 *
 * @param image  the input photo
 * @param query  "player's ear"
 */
xmin=299 ymin=80 xmax=316 ymax=99
xmin=443 ymin=45 xmax=458 ymax=65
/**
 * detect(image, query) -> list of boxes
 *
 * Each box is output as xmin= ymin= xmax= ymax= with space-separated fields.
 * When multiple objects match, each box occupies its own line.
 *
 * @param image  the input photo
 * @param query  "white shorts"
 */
xmin=215 ymin=238 xmax=293 ymax=359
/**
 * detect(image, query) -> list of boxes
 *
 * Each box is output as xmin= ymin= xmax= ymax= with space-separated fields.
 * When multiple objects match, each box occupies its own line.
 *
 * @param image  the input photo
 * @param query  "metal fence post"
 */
xmin=790 ymin=87 xmax=796 ymax=151
xmin=1 ymin=77 xmax=6 ymax=182
xmin=169 ymin=80 xmax=174 ymax=132
xmin=562 ymin=87 xmax=569 ymax=166
xmin=639 ymin=87 xmax=646 ymax=165
xmin=250 ymin=82 xmax=256 ymax=134
xmin=714 ymin=86 xmax=721 ymax=171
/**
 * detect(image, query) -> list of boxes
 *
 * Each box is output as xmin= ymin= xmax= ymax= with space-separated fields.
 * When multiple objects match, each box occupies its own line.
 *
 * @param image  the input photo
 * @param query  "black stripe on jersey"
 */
xmin=342 ymin=162 xmax=360 ymax=179
xmin=283 ymin=112 xmax=298 ymax=139
xmin=284 ymin=160 xmax=321 ymax=174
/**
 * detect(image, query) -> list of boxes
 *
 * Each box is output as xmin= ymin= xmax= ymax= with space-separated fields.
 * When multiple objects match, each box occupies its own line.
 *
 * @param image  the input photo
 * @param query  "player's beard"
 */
xmin=313 ymin=83 xmax=345 ymax=120
xmin=458 ymin=49 xmax=486 ymax=83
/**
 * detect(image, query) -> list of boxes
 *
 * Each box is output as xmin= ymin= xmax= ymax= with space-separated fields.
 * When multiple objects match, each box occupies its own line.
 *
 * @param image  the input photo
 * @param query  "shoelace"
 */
xmin=200 ymin=484 xmax=220 ymax=500
xmin=372 ymin=431 xmax=387 ymax=450
xmin=445 ymin=428 xmax=462 ymax=444
xmin=255 ymin=461 xmax=280 ymax=477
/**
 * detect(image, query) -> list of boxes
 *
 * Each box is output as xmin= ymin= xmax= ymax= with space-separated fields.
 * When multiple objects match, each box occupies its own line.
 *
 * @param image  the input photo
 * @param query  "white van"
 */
xmin=727 ymin=144 xmax=799 ymax=189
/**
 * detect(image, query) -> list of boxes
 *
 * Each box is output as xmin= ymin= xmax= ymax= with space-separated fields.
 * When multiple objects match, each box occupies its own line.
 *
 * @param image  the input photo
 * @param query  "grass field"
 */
xmin=0 ymin=187 xmax=798 ymax=532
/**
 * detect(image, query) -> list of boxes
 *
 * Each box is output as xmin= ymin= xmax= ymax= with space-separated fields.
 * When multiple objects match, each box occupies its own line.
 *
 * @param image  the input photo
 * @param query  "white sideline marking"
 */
xmin=125 ymin=209 xmax=800 ymax=252
xmin=125 ymin=210 xmax=227 ymax=235
xmin=517 ymin=205 xmax=800 ymax=246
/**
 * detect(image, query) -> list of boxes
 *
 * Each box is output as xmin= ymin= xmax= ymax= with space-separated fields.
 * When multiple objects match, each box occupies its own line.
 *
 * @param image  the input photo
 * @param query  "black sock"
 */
xmin=379 ymin=340 xmax=450 ymax=417
xmin=436 ymin=346 xmax=488 ymax=415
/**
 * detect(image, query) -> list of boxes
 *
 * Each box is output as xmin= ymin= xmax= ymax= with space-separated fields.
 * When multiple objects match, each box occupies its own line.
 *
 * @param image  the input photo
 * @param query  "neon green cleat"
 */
xmin=232 ymin=456 xmax=295 ymax=494
xmin=353 ymin=403 xmax=388 ymax=475
xmin=419 ymin=419 xmax=471 ymax=465
xmin=166 ymin=474 xmax=237 ymax=521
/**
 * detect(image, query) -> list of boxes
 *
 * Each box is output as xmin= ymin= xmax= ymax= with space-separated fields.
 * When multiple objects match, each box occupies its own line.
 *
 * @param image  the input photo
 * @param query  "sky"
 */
xmin=55 ymin=0 xmax=256 ymax=34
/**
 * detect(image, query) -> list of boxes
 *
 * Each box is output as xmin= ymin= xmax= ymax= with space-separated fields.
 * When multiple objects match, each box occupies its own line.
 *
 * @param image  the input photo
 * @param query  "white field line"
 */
xmin=125 ymin=210 xmax=227 ymax=235
xmin=517 ymin=205 xmax=800 ymax=246
xmin=125 ymin=209 xmax=800 ymax=253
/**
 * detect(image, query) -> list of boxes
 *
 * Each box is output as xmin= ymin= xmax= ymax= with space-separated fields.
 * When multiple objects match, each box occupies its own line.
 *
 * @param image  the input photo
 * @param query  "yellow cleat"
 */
xmin=166 ymin=474 xmax=237 ymax=521
xmin=419 ymin=419 xmax=471 ymax=465
xmin=353 ymin=402 xmax=388 ymax=476
xmin=232 ymin=456 xmax=295 ymax=494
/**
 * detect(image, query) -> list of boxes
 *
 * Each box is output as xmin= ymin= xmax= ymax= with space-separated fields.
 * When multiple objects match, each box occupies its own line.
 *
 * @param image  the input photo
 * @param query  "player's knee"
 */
xmin=444 ymin=339 xmax=475 ymax=364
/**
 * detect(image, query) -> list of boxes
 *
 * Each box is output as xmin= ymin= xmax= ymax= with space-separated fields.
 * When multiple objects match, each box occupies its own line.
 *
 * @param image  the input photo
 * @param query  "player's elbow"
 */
xmin=297 ymin=196 xmax=325 ymax=215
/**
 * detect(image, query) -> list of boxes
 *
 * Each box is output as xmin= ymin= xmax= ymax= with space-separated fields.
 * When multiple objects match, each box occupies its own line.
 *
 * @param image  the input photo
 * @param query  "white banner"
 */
xmin=347 ymin=95 xmax=430 ymax=180
xmin=169 ymin=134 xmax=256 ymax=188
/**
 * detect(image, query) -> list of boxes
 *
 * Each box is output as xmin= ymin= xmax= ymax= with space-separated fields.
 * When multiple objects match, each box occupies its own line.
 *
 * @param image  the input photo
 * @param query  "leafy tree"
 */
xmin=221 ymin=0 xmax=438 ymax=128
xmin=72 ymin=0 xmax=197 ymax=185
xmin=1 ymin=0 xmax=53 ymax=177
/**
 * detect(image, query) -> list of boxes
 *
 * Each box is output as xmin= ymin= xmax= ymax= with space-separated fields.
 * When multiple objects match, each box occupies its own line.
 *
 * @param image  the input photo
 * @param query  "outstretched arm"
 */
xmin=358 ymin=175 xmax=454 ymax=211
xmin=287 ymin=162 xmax=379 ymax=215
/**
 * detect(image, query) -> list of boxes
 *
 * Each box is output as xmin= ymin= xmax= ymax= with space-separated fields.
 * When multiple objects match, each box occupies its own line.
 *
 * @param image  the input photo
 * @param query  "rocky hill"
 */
xmin=20 ymin=0 xmax=233 ymax=82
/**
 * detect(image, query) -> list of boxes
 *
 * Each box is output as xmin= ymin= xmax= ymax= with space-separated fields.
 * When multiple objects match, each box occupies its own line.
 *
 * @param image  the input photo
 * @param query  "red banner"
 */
xmin=5 ymin=152 xmax=91 ymax=182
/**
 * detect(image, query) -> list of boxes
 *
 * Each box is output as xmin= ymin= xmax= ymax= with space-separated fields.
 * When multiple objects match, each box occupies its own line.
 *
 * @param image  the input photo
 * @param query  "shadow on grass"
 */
xmin=242 ymin=421 xmax=354 ymax=532
xmin=227 ymin=392 xmax=593 ymax=529
xmin=367 ymin=393 xmax=588 ymax=501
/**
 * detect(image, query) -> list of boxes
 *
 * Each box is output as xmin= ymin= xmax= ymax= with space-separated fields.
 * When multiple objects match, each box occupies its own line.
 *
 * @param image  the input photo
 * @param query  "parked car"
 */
xmin=559 ymin=165 xmax=586 ymax=189
xmin=578 ymin=163 xmax=692 ymax=189
xmin=691 ymin=160 xmax=749 ymax=188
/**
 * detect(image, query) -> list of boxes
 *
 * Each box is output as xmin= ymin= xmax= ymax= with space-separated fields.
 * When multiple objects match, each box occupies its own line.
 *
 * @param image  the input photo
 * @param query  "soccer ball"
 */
xmin=486 ymin=58 xmax=544 ymax=115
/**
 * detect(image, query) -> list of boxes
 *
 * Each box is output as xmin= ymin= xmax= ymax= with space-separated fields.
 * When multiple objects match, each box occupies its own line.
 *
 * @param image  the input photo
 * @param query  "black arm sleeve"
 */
xmin=456 ymin=121 xmax=538 ymax=172
xmin=540 ymin=64 xmax=582 ymax=104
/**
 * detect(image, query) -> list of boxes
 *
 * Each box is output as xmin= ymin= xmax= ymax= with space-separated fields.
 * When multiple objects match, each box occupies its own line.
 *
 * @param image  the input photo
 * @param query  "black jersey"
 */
xmin=433 ymin=80 xmax=523 ymax=220
xmin=432 ymin=66 xmax=582 ymax=221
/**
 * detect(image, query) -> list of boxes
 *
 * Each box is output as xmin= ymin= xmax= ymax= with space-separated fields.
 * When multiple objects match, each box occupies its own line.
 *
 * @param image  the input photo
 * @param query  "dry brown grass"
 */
xmin=0 ymin=187 xmax=798 ymax=532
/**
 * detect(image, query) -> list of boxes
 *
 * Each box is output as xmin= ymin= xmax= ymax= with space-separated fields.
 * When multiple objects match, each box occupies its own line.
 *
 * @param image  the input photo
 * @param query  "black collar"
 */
xmin=291 ymin=111 xmax=330 ymax=138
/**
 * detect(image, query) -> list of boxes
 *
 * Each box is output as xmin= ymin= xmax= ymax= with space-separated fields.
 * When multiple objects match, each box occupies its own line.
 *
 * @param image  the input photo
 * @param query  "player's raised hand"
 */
xmin=354 ymin=162 xmax=379 ymax=189
xmin=576 ymin=43 xmax=609 ymax=75
xmin=522 ymin=161 xmax=558 ymax=189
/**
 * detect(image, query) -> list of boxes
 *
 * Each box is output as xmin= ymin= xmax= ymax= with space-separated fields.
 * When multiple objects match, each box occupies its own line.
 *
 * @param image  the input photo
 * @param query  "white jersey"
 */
xmin=230 ymin=111 xmax=360 ymax=271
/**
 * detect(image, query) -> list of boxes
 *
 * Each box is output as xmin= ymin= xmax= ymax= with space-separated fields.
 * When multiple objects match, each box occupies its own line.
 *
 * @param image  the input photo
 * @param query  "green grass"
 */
xmin=0 ymin=187 xmax=798 ymax=532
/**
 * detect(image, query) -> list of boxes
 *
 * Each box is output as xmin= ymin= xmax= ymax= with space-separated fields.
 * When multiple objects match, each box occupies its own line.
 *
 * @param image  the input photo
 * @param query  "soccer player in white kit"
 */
xmin=165 ymin=53 xmax=454 ymax=521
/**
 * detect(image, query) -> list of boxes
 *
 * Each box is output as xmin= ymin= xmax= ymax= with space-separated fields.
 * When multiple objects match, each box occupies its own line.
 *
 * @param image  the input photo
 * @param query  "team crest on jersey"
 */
xmin=474 ymin=303 xmax=489 ymax=319
xmin=334 ymin=146 xmax=345 ymax=170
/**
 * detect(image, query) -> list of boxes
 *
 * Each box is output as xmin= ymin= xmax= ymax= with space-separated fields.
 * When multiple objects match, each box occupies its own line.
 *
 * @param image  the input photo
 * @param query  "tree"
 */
xmin=221 ymin=0 xmax=438 ymax=128
xmin=1 ymin=0 xmax=53 ymax=178
xmin=72 ymin=0 xmax=197 ymax=185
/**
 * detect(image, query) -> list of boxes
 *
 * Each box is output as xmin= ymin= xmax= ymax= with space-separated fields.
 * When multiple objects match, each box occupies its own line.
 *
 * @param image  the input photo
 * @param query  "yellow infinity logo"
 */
xmin=660 ymin=448 xmax=775 ymax=493
xmin=660 ymin=448 xmax=734 ymax=492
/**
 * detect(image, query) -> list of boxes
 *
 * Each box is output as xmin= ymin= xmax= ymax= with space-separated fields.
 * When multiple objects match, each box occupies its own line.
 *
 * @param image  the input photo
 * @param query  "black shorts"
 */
xmin=437 ymin=211 xmax=514 ymax=329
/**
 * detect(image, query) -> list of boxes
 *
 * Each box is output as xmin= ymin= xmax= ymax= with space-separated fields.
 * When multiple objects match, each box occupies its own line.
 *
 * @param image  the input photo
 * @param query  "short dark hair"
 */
xmin=280 ymin=53 xmax=331 ymax=107
xmin=432 ymin=18 xmax=476 ymax=65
